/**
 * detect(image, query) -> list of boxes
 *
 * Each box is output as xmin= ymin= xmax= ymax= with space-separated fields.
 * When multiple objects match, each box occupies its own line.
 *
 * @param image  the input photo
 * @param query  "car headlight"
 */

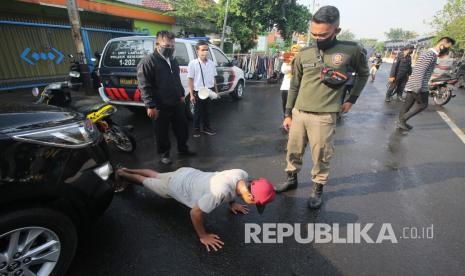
xmin=93 ymin=162 xmax=113 ymax=181
xmin=47 ymin=83 xmax=62 ymax=90
xmin=12 ymin=118 xmax=100 ymax=148
xmin=69 ymin=71 xmax=81 ymax=78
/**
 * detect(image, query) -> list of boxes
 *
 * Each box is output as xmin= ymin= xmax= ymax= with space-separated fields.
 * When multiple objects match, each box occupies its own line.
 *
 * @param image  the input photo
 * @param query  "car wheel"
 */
xmin=0 ymin=208 xmax=77 ymax=276
xmin=231 ymin=80 xmax=244 ymax=100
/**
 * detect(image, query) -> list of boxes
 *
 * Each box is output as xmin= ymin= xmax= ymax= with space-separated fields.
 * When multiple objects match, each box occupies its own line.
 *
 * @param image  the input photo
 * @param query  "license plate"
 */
xmin=119 ymin=78 xmax=138 ymax=86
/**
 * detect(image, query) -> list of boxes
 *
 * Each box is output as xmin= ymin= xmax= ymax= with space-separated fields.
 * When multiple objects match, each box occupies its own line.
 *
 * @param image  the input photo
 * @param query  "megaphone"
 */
xmin=198 ymin=88 xmax=210 ymax=100
xmin=198 ymin=88 xmax=219 ymax=100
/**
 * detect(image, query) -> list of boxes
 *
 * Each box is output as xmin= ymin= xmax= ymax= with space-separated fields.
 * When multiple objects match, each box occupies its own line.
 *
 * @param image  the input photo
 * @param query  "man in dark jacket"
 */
xmin=137 ymin=30 xmax=195 ymax=165
xmin=385 ymin=45 xmax=414 ymax=102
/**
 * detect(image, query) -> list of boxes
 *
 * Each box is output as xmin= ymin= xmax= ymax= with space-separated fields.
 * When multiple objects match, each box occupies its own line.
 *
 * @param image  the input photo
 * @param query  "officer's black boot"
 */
xmin=275 ymin=172 xmax=298 ymax=193
xmin=308 ymin=182 xmax=324 ymax=209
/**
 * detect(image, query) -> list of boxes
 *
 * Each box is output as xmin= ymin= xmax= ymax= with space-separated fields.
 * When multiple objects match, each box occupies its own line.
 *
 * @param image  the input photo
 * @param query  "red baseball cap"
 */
xmin=251 ymin=178 xmax=276 ymax=214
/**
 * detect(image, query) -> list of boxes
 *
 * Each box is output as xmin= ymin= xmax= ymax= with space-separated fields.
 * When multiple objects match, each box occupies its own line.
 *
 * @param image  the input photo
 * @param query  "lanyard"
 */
xmin=198 ymin=60 xmax=206 ymax=87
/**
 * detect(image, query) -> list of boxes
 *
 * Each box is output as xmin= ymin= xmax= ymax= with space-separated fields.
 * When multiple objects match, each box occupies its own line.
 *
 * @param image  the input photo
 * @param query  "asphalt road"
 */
xmin=64 ymin=63 xmax=465 ymax=275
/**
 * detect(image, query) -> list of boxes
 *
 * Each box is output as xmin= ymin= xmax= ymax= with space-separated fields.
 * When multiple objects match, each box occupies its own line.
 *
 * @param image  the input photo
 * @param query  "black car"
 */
xmin=0 ymin=102 xmax=114 ymax=276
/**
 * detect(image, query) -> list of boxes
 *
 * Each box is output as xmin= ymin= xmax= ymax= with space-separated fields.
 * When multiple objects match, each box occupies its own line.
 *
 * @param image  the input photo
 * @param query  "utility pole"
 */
xmin=307 ymin=0 xmax=318 ymax=46
xmin=66 ymin=0 xmax=92 ymax=94
xmin=220 ymin=0 xmax=230 ymax=51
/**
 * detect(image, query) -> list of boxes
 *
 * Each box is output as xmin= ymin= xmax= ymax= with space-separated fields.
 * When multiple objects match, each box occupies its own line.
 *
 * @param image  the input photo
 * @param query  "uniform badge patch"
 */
xmin=332 ymin=53 xmax=344 ymax=65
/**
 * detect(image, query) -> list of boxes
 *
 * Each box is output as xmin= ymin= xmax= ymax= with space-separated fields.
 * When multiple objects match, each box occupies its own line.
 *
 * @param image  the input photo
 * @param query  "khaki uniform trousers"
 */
xmin=286 ymin=109 xmax=336 ymax=185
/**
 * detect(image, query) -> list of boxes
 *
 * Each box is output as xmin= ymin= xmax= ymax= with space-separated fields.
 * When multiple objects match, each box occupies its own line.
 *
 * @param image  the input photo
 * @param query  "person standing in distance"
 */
xmin=385 ymin=44 xmax=414 ymax=102
xmin=188 ymin=41 xmax=219 ymax=138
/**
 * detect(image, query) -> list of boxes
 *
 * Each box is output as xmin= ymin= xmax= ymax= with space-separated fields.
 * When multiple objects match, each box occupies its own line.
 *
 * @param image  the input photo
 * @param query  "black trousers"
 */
xmin=281 ymin=90 xmax=288 ymax=115
xmin=399 ymin=91 xmax=429 ymax=122
xmin=152 ymin=102 xmax=189 ymax=154
xmin=193 ymin=93 xmax=212 ymax=130
xmin=386 ymin=77 xmax=408 ymax=98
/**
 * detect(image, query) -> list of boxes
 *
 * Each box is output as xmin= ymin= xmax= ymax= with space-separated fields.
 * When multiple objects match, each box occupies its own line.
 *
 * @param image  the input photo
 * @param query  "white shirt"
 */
xmin=168 ymin=168 xmax=249 ymax=213
xmin=280 ymin=63 xmax=292 ymax=91
xmin=187 ymin=58 xmax=217 ymax=91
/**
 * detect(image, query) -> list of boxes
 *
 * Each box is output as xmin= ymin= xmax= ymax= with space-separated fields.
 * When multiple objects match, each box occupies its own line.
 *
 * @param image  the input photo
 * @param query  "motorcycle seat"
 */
xmin=77 ymin=103 xmax=110 ymax=114
xmin=431 ymin=74 xmax=454 ymax=83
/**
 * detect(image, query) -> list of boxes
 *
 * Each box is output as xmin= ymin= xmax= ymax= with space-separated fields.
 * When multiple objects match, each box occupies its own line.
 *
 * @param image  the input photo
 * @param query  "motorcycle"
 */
xmin=32 ymin=56 xmax=136 ymax=153
xmin=429 ymin=74 xmax=457 ymax=106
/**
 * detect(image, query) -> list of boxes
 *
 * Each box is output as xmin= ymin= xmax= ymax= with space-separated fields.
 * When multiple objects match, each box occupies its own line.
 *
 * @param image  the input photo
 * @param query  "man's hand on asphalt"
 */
xmin=199 ymin=233 xmax=224 ymax=252
xmin=147 ymin=108 xmax=158 ymax=119
xmin=229 ymin=202 xmax=249 ymax=215
xmin=341 ymin=102 xmax=353 ymax=113
xmin=283 ymin=117 xmax=292 ymax=131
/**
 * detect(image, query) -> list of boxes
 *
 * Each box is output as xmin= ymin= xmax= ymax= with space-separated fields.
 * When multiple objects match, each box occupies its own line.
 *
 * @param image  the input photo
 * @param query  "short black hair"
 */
xmin=156 ymin=30 xmax=175 ymax=41
xmin=312 ymin=5 xmax=340 ymax=25
xmin=195 ymin=40 xmax=209 ymax=50
xmin=438 ymin=36 xmax=456 ymax=46
xmin=403 ymin=44 xmax=415 ymax=50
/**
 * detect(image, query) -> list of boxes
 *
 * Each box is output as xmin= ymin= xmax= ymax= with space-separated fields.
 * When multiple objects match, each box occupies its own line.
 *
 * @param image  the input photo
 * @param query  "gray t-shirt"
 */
xmin=168 ymin=167 xmax=249 ymax=213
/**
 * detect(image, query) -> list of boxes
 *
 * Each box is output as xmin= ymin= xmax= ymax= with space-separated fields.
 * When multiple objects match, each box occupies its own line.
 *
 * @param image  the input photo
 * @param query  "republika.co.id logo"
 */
xmin=244 ymin=223 xmax=434 ymax=244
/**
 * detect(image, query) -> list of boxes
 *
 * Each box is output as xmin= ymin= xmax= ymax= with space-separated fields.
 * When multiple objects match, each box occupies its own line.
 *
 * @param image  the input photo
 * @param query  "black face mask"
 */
xmin=316 ymin=35 xmax=337 ymax=50
xmin=439 ymin=47 xmax=450 ymax=56
xmin=159 ymin=46 xmax=174 ymax=58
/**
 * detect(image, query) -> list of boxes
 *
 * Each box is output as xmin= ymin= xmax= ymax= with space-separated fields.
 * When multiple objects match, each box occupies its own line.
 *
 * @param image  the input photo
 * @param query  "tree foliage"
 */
xmin=432 ymin=0 xmax=465 ymax=48
xmin=163 ymin=0 xmax=311 ymax=53
xmin=385 ymin=28 xmax=418 ymax=41
xmin=218 ymin=0 xmax=311 ymax=53
xmin=338 ymin=30 xmax=356 ymax=41
xmin=163 ymin=0 xmax=219 ymax=35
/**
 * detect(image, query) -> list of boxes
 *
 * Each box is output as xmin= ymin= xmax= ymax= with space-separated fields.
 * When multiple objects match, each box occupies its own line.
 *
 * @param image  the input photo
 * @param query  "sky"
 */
xmin=297 ymin=0 xmax=448 ymax=40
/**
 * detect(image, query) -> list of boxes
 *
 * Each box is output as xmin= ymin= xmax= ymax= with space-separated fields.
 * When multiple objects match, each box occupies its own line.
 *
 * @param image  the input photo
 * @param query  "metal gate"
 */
xmin=0 ymin=20 xmax=146 ymax=91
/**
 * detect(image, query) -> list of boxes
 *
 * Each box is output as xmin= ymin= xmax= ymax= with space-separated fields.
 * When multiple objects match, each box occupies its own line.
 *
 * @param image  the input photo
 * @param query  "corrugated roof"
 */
xmin=141 ymin=0 xmax=173 ymax=11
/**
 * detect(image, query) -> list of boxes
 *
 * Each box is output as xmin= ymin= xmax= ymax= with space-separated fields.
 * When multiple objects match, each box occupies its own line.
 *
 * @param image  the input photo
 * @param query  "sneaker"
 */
xmin=308 ymin=182 xmax=324 ymax=209
xmin=202 ymin=127 xmax=216 ymax=136
xmin=159 ymin=152 xmax=172 ymax=165
xmin=396 ymin=120 xmax=410 ymax=131
xmin=193 ymin=128 xmax=201 ymax=138
xmin=385 ymin=97 xmax=391 ymax=102
xmin=397 ymin=96 xmax=405 ymax=102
